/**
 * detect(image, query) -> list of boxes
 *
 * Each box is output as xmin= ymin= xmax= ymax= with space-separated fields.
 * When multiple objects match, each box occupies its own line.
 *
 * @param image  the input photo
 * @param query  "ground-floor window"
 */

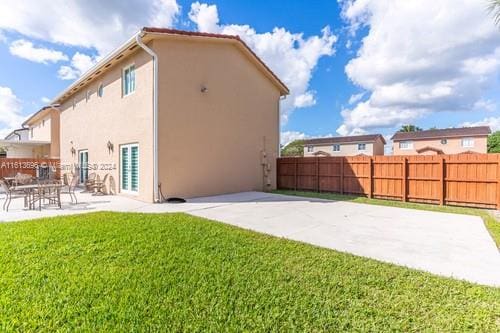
xmin=120 ymin=144 xmax=139 ymax=194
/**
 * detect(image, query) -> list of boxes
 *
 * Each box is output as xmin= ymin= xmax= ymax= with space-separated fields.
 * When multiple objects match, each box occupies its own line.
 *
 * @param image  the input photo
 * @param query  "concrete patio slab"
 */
xmin=1 ymin=190 xmax=499 ymax=287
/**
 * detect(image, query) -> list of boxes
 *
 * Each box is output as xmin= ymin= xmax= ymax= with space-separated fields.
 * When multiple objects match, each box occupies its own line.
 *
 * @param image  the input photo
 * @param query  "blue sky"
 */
xmin=0 ymin=0 xmax=499 ymax=146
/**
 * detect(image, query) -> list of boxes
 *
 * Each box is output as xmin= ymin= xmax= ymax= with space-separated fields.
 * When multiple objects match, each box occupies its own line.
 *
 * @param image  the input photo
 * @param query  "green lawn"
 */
xmin=0 ymin=212 xmax=499 ymax=332
xmin=274 ymin=190 xmax=500 ymax=249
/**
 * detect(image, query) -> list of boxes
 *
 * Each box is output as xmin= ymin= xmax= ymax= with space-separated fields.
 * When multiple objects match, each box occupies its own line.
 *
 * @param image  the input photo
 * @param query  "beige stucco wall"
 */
xmin=27 ymin=109 xmax=60 ymax=158
xmin=153 ymin=38 xmax=281 ymax=199
xmin=393 ymin=136 xmax=488 ymax=155
xmin=59 ymin=49 xmax=154 ymax=202
xmin=304 ymin=140 xmax=384 ymax=156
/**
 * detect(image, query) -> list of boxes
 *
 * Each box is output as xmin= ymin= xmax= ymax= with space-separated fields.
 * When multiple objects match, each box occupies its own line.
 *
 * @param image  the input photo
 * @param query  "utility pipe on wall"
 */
xmin=136 ymin=32 xmax=160 ymax=202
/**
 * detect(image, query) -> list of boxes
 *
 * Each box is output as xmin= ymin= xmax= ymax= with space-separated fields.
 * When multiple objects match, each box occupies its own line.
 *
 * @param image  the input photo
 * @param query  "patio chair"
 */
xmin=0 ymin=180 xmax=26 ymax=212
xmin=14 ymin=173 xmax=33 ymax=186
xmin=84 ymin=173 xmax=97 ymax=192
xmin=90 ymin=174 xmax=109 ymax=196
xmin=61 ymin=174 xmax=79 ymax=204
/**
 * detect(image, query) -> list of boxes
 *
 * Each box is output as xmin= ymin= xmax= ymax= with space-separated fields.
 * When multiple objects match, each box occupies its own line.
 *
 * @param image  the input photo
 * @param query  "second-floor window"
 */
xmin=358 ymin=143 xmax=366 ymax=151
xmin=332 ymin=144 xmax=340 ymax=152
xmin=123 ymin=64 xmax=136 ymax=96
xmin=399 ymin=141 xmax=413 ymax=150
xmin=307 ymin=146 xmax=313 ymax=152
xmin=462 ymin=138 xmax=474 ymax=148
xmin=97 ymin=83 xmax=104 ymax=98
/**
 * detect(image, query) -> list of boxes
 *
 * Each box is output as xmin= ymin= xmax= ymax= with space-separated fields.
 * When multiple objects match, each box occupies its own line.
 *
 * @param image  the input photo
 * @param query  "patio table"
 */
xmin=13 ymin=183 xmax=63 ymax=211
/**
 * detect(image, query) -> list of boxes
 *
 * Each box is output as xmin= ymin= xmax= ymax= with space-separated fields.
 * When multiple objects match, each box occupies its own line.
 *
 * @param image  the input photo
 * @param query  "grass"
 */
xmin=273 ymin=190 xmax=500 ymax=248
xmin=0 ymin=212 xmax=499 ymax=332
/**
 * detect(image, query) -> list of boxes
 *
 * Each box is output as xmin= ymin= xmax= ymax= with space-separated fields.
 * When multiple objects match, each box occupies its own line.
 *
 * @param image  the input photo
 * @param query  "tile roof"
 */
xmin=391 ymin=126 xmax=491 ymax=141
xmin=303 ymin=134 xmax=386 ymax=145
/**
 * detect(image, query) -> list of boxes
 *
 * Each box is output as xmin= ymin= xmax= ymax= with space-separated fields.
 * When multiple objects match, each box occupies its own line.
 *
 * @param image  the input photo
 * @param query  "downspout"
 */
xmin=278 ymin=95 xmax=287 ymax=157
xmin=136 ymin=32 xmax=160 ymax=203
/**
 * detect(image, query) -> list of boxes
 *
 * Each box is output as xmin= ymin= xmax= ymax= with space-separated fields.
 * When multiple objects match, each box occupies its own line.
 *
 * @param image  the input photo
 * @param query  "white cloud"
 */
xmin=461 ymin=117 xmax=500 ymax=131
xmin=0 ymin=31 xmax=6 ymax=43
xmin=348 ymin=92 xmax=364 ymax=105
xmin=58 ymin=52 xmax=98 ymax=80
xmin=294 ymin=92 xmax=316 ymax=108
xmin=9 ymin=39 xmax=68 ymax=64
xmin=338 ymin=0 xmax=500 ymax=134
xmin=281 ymin=131 xmax=310 ymax=146
xmin=41 ymin=97 xmax=51 ymax=104
xmin=188 ymin=2 xmax=337 ymax=123
xmin=0 ymin=87 xmax=25 ymax=138
xmin=0 ymin=0 xmax=180 ymax=55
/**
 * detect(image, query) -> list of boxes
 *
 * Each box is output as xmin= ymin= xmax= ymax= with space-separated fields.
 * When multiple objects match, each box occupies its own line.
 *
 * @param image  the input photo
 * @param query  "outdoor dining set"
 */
xmin=0 ymin=172 xmax=115 ymax=212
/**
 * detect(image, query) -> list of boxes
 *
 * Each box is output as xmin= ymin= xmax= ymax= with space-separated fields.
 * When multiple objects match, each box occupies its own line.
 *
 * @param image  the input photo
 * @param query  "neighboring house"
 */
xmin=303 ymin=134 xmax=386 ymax=156
xmin=51 ymin=28 xmax=289 ymax=203
xmin=4 ymin=128 xmax=29 ymax=141
xmin=0 ymin=106 xmax=60 ymax=159
xmin=392 ymin=126 xmax=491 ymax=155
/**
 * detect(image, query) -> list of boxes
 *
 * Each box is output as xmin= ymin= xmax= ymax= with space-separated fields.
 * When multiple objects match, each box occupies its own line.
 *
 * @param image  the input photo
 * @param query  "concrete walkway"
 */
xmin=1 ymin=191 xmax=500 ymax=287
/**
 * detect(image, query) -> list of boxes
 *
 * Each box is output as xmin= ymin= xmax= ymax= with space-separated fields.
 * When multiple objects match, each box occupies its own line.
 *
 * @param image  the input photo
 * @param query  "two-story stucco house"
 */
xmin=303 ymin=134 xmax=386 ymax=157
xmin=392 ymin=126 xmax=491 ymax=155
xmin=0 ymin=106 xmax=60 ymax=159
xmin=50 ymin=28 xmax=289 ymax=203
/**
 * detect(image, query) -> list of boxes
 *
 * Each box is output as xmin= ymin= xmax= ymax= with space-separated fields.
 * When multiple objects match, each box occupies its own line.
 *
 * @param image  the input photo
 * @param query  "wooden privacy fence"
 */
xmin=0 ymin=158 xmax=61 ymax=179
xmin=277 ymin=154 xmax=500 ymax=209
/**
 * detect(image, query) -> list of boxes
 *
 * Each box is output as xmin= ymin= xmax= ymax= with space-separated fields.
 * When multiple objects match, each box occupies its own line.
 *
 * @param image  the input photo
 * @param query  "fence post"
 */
xmin=439 ymin=157 xmax=445 ymax=206
xmin=402 ymin=157 xmax=407 ymax=202
xmin=497 ymin=156 xmax=500 ymax=210
xmin=294 ymin=158 xmax=298 ymax=192
xmin=368 ymin=158 xmax=373 ymax=199
xmin=340 ymin=158 xmax=344 ymax=194
xmin=316 ymin=157 xmax=320 ymax=193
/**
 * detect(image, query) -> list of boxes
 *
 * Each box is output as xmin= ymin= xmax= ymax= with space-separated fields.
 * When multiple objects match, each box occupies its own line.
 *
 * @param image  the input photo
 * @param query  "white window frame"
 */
xmin=461 ymin=138 xmax=474 ymax=148
xmin=358 ymin=143 xmax=367 ymax=151
xmin=399 ymin=141 xmax=414 ymax=150
xmin=307 ymin=146 xmax=313 ymax=153
xmin=122 ymin=64 xmax=136 ymax=97
xmin=440 ymin=139 xmax=447 ymax=145
xmin=332 ymin=144 xmax=341 ymax=152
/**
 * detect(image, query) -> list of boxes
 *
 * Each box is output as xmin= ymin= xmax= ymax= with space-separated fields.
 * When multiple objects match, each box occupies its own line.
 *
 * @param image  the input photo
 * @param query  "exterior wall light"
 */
xmin=107 ymin=141 xmax=114 ymax=153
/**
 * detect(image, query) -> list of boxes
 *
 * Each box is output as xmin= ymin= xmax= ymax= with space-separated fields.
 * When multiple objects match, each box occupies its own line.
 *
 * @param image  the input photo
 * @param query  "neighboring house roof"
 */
xmin=303 ymin=134 xmax=386 ymax=145
xmin=391 ymin=126 xmax=491 ymax=141
xmin=51 ymin=27 xmax=289 ymax=104
xmin=0 ymin=139 xmax=50 ymax=146
xmin=415 ymin=146 xmax=444 ymax=155
xmin=312 ymin=150 xmax=331 ymax=156
xmin=4 ymin=128 xmax=28 ymax=140
xmin=22 ymin=106 xmax=58 ymax=127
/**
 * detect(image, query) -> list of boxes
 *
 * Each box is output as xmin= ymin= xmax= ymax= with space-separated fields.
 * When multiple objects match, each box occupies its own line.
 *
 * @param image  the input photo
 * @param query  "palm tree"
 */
xmin=398 ymin=125 xmax=423 ymax=133
xmin=489 ymin=0 xmax=500 ymax=26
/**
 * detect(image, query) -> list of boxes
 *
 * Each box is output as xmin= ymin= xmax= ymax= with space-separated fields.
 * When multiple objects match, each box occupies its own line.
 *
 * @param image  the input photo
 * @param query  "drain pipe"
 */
xmin=278 ymin=95 xmax=287 ymax=157
xmin=136 ymin=32 xmax=160 ymax=202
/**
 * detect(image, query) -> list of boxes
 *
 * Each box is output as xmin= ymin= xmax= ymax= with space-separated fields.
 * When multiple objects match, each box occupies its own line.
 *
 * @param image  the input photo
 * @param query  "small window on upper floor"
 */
xmin=358 ymin=143 xmax=366 ymax=151
xmin=399 ymin=141 xmax=413 ymax=150
xmin=307 ymin=146 xmax=313 ymax=152
xmin=441 ymin=139 xmax=447 ymax=145
xmin=30 ymin=128 xmax=34 ymax=138
xmin=123 ymin=64 xmax=136 ymax=96
xmin=72 ymin=99 xmax=76 ymax=109
xmin=86 ymin=90 xmax=91 ymax=102
xmin=97 ymin=83 xmax=104 ymax=98
xmin=42 ymin=119 xmax=45 ymax=127
xmin=332 ymin=144 xmax=340 ymax=152
xmin=462 ymin=138 xmax=474 ymax=148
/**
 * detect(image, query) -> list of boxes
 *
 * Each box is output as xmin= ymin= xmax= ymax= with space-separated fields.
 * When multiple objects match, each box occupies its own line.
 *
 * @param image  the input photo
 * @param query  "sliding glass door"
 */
xmin=121 ymin=144 xmax=139 ymax=194
xmin=78 ymin=150 xmax=88 ymax=184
